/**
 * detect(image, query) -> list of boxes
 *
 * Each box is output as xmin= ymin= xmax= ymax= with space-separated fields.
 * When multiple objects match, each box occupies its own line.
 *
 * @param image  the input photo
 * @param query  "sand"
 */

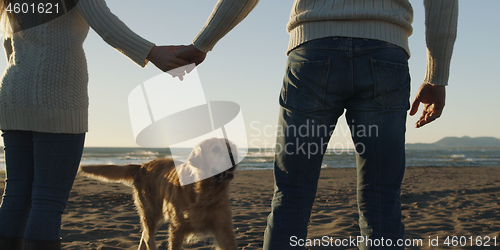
xmin=1 ymin=166 xmax=500 ymax=250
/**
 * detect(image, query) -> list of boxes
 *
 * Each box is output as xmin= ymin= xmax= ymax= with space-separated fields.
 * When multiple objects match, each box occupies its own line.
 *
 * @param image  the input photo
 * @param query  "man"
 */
xmin=176 ymin=1 xmax=458 ymax=249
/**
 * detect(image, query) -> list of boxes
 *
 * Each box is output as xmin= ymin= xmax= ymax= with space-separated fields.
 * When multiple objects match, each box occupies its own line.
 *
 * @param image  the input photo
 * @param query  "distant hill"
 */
xmin=406 ymin=136 xmax=500 ymax=149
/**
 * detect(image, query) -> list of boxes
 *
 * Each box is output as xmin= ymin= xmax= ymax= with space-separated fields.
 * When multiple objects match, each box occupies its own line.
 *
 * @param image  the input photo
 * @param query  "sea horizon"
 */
xmin=2 ymin=147 xmax=500 ymax=172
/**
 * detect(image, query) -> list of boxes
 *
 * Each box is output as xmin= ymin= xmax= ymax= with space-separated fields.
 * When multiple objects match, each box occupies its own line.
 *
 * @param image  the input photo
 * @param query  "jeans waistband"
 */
xmin=293 ymin=37 xmax=404 ymax=52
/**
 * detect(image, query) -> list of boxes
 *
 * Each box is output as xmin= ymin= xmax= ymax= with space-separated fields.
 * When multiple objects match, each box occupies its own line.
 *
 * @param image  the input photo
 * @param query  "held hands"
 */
xmin=147 ymin=44 xmax=207 ymax=80
xmin=409 ymin=83 xmax=446 ymax=128
xmin=147 ymin=45 xmax=190 ymax=72
xmin=175 ymin=45 xmax=207 ymax=66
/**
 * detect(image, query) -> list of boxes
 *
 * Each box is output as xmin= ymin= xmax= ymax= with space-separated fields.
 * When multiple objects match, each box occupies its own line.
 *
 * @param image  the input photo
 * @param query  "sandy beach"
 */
xmin=1 ymin=166 xmax=500 ymax=249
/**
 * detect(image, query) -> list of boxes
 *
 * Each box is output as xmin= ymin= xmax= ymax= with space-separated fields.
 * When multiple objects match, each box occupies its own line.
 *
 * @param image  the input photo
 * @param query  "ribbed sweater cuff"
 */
xmin=423 ymin=50 xmax=451 ymax=86
xmin=117 ymin=40 xmax=155 ymax=68
xmin=193 ymin=40 xmax=212 ymax=54
xmin=288 ymin=20 xmax=411 ymax=57
xmin=0 ymin=107 xmax=88 ymax=133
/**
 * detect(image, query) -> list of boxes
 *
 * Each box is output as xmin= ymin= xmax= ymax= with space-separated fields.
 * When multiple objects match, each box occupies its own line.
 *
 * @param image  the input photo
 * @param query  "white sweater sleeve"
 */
xmin=76 ymin=0 xmax=155 ymax=67
xmin=193 ymin=0 xmax=260 ymax=52
xmin=423 ymin=0 xmax=459 ymax=86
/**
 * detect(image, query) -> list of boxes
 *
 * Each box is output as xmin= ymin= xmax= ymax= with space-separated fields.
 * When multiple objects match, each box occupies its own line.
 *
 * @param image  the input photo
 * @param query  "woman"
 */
xmin=0 ymin=0 xmax=188 ymax=249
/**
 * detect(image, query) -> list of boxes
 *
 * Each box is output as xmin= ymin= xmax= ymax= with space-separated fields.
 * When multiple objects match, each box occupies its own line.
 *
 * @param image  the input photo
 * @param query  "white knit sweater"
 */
xmin=0 ymin=0 xmax=155 ymax=134
xmin=193 ymin=0 xmax=458 ymax=86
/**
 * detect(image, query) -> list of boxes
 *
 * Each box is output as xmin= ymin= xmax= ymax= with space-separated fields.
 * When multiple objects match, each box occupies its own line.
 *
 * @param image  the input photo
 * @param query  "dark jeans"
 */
xmin=0 ymin=130 xmax=85 ymax=241
xmin=263 ymin=37 xmax=410 ymax=249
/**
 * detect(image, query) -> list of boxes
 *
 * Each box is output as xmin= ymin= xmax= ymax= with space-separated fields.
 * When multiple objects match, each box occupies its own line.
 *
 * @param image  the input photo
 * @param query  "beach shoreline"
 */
xmin=1 ymin=166 xmax=499 ymax=249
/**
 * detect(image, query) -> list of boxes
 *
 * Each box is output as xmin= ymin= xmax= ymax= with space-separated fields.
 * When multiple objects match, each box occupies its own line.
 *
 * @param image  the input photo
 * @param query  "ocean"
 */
xmin=1 ymin=147 xmax=499 ymax=171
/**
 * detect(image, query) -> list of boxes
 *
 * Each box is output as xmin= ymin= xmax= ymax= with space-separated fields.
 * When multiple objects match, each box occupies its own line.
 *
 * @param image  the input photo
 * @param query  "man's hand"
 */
xmin=175 ymin=45 xmax=207 ymax=66
xmin=147 ymin=45 xmax=191 ymax=72
xmin=409 ymin=83 xmax=446 ymax=128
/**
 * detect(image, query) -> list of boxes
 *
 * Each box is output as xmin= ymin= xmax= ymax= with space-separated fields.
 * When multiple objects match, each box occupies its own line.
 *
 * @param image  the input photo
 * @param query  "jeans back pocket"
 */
xmin=371 ymin=58 xmax=410 ymax=110
xmin=280 ymin=59 xmax=330 ymax=112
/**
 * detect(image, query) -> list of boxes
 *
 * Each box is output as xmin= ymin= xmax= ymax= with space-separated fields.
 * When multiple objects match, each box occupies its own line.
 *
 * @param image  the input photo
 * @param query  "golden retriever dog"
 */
xmin=80 ymin=138 xmax=238 ymax=250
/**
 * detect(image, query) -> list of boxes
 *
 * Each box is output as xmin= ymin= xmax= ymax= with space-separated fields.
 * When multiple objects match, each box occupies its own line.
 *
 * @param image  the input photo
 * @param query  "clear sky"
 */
xmin=1 ymin=0 xmax=498 ymax=148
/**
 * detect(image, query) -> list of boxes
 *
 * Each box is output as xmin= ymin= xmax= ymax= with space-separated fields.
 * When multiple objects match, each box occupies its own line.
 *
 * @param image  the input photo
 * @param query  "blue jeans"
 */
xmin=263 ymin=37 xmax=410 ymax=250
xmin=0 ymin=130 xmax=85 ymax=241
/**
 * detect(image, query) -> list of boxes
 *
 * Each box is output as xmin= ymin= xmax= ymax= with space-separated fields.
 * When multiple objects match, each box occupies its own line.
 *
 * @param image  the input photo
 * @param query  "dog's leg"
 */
xmin=135 ymin=190 xmax=164 ymax=250
xmin=137 ymin=210 xmax=161 ymax=250
xmin=213 ymin=224 xmax=237 ymax=250
xmin=211 ymin=209 xmax=238 ymax=250
xmin=136 ymin=200 xmax=155 ymax=250
xmin=168 ymin=223 xmax=186 ymax=250
xmin=138 ymin=230 xmax=153 ymax=250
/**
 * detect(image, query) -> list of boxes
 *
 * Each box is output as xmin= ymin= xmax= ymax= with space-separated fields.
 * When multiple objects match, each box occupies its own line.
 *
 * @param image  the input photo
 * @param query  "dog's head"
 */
xmin=212 ymin=140 xmax=237 ymax=182
xmin=186 ymin=138 xmax=238 ymax=183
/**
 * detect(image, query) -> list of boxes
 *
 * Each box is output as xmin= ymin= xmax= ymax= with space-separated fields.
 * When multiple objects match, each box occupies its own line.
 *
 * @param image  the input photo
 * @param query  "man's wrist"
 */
xmin=190 ymin=44 xmax=206 ymax=55
xmin=424 ymin=82 xmax=446 ymax=88
xmin=146 ymin=45 xmax=158 ymax=61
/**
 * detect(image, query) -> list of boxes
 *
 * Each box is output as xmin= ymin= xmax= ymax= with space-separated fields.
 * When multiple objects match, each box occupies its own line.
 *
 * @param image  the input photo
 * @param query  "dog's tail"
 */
xmin=79 ymin=164 xmax=141 ymax=186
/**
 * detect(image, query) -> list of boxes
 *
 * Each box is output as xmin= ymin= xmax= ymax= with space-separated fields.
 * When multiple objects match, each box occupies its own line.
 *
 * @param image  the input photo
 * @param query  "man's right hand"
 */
xmin=409 ymin=83 xmax=446 ymax=128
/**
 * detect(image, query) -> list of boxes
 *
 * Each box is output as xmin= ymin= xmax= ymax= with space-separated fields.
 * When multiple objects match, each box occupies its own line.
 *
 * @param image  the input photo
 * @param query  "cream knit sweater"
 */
xmin=0 ymin=0 xmax=155 ymax=134
xmin=193 ymin=0 xmax=458 ymax=86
